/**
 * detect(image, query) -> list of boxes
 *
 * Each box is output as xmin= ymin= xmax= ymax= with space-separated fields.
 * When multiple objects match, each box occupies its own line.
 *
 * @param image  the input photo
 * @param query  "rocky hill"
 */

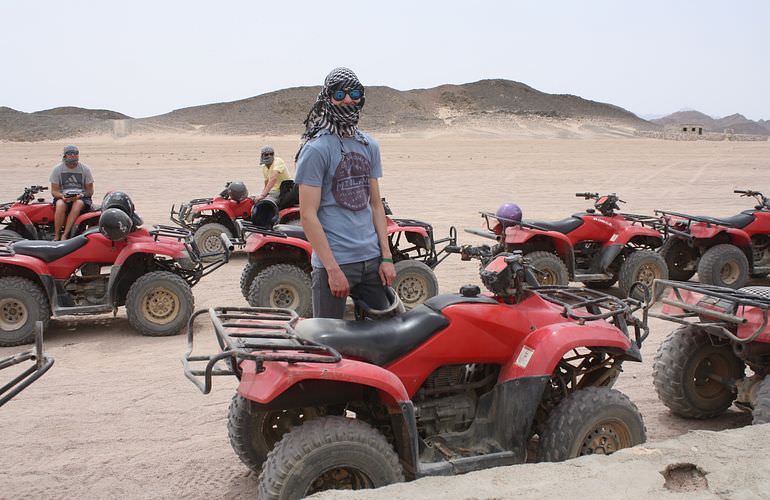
xmin=652 ymin=110 xmax=770 ymax=135
xmin=2 ymin=79 xmax=658 ymax=141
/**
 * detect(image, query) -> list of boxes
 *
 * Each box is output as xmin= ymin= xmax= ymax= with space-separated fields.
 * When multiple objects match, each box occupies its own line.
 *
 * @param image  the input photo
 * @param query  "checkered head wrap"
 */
xmin=300 ymin=67 xmax=366 ymax=142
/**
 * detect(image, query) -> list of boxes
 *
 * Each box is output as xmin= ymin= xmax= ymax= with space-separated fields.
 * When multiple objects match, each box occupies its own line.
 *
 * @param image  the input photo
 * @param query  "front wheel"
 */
xmin=653 ymin=326 xmax=744 ymax=419
xmin=248 ymin=264 xmax=312 ymax=317
xmin=393 ymin=259 xmax=439 ymax=310
xmin=193 ymin=222 xmax=232 ymax=262
xmin=537 ymin=387 xmax=646 ymax=462
xmin=0 ymin=277 xmax=50 ymax=347
xmin=526 ymin=251 xmax=569 ymax=286
xmin=258 ymin=416 xmax=404 ymax=499
xmin=126 ymin=271 xmax=194 ymax=336
xmin=659 ymin=238 xmax=698 ymax=281
xmin=618 ymin=250 xmax=668 ymax=300
xmin=697 ymin=244 xmax=749 ymax=289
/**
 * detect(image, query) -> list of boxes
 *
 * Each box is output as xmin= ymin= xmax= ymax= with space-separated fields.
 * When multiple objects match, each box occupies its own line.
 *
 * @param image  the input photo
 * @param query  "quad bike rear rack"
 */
xmin=533 ymin=285 xmax=649 ymax=348
xmin=183 ymin=307 xmax=341 ymax=394
xmin=617 ymin=212 xmax=666 ymax=230
xmin=0 ymin=322 xmax=54 ymax=407
xmin=654 ymin=210 xmax=737 ymax=240
xmin=390 ymin=220 xmax=457 ymax=269
xmin=650 ymin=279 xmax=770 ymax=344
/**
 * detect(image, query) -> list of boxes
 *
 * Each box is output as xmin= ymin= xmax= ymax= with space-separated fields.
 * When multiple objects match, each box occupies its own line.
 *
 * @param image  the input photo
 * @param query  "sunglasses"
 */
xmin=331 ymin=88 xmax=363 ymax=101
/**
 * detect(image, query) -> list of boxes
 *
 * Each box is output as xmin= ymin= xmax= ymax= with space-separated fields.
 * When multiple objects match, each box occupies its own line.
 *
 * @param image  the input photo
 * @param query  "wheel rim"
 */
xmin=636 ymin=262 xmax=660 ymax=287
xmin=141 ymin=286 xmax=180 ymax=325
xmin=269 ymin=284 xmax=300 ymax=309
xmin=396 ymin=274 xmax=428 ymax=306
xmin=538 ymin=269 xmax=560 ymax=286
xmin=260 ymin=408 xmax=315 ymax=448
xmin=719 ymin=261 xmax=740 ymax=285
xmin=306 ymin=466 xmax=374 ymax=494
xmin=688 ymin=349 xmax=734 ymax=403
xmin=0 ymin=297 xmax=27 ymax=331
xmin=201 ymin=232 xmax=223 ymax=253
xmin=578 ymin=418 xmax=633 ymax=455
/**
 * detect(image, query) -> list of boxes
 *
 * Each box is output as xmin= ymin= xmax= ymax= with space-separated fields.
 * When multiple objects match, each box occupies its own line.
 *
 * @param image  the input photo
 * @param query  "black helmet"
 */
xmin=227 ymin=181 xmax=249 ymax=202
xmin=99 ymin=208 xmax=133 ymax=241
xmin=251 ymin=199 xmax=279 ymax=229
xmin=102 ymin=191 xmax=142 ymax=227
xmin=353 ymin=287 xmax=405 ymax=320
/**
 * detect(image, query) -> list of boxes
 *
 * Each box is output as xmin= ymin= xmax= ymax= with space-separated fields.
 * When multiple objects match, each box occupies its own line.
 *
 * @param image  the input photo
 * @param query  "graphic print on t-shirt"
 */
xmin=331 ymin=152 xmax=371 ymax=211
xmin=60 ymin=171 xmax=85 ymax=191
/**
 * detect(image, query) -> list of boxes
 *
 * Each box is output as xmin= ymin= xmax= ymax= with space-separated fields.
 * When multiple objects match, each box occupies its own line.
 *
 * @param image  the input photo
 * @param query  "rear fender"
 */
xmin=499 ymin=322 xmax=635 ymax=380
xmin=505 ymin=227 xmax=573 ymax=258
xmin=113 ymin=236 xmax=187 ymax=266
xmin=244 ymin=233 xmax=312 ymax=256
xmin=0 ymin=209 xmax=34 ymax=227
xmin=691 ymin=224 xmax=751 ymax=247
xmin=0 ymin=256 xmax=51 ymax=278
xmin=237 ymin=358 xmax=410 ymax=406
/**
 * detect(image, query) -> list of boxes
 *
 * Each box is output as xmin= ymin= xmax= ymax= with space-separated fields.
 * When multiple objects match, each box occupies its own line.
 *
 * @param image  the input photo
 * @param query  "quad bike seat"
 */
xmin=702 ymin=211 xmax=755 ymax=229
xmin=274 ymin=224 xmax=307 ymax=241
xmin=294 ymin=305 xmax=449 ymax=366
xmin=525 ymin=216 xmax=584 ymax=234
xmin=11 ymin=235 xmax=89 ymax=262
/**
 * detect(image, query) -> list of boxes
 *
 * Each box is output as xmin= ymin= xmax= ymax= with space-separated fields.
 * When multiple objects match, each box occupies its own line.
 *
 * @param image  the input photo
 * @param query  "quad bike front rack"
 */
xmin=169 ymin=198 xmax=215 ymax=229
xmin=650 ymin=279 xmax=770 ymax=344
xmin=0 ymin=322 xmax=54 ymax=407
xmin=148 ymin=225 xmax=231 ymax=284
xmin=183 ymin=307 xmax=341 ymax=394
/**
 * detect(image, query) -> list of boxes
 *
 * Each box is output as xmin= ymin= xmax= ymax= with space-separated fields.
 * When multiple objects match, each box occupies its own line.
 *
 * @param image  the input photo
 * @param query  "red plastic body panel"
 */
xmin=744 ymin=212 xmax=770 ymax=237
xmin=689 ymin=222 xmax=751 ymax=247
xmin=244 ymin=232 xmax=312 ymax=256
xmin=113 ymin=228 xmax=187 ymax=266
xmin=0 ymin=254 xmax=51 ymax=276
xmin=192 ymin=197 xmax=254 ymax=220
xmin=386 ymin=217 xmax=429 ymax=237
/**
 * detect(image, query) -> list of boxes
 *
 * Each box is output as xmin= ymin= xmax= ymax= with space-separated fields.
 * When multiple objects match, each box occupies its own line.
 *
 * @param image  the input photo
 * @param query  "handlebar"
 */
xmin=734 ymin=189 xmax=769 ymax=209
xmin=575 ymin=192 xmax=599 ymax=199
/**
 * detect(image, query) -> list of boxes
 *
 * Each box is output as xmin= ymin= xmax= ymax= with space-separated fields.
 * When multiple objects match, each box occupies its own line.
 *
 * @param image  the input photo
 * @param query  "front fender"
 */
xmin=244 ymin=233 xmax=312 ymax=256
xmin=0 ymin=209 xmax=34 ymax=226
xmin=499 ymin=321 xmax=634 ymax=380
xmin=237 ymin=358 xmax=410 ymax=405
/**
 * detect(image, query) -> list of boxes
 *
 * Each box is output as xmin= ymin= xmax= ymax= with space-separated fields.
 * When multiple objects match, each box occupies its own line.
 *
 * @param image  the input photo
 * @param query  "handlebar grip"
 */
xmin=575 ymin=192 xmax=589 ymax=197
xmin=445 ymin=245 xmax=461 ymax=254
xmin=734 ymin=190 xmax=749 ymax=194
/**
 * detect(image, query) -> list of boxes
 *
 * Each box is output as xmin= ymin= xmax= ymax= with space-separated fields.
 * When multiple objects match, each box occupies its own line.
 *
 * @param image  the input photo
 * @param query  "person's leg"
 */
xmin=53 ymin=199 xmax=67 ymax=240
xmin=350 ymin=257 xmax=390 ymax=310
xmin=62 ymin=199 xmax=84 ymax=240
xmin=311 ymin=266 xmax=348 ymax=319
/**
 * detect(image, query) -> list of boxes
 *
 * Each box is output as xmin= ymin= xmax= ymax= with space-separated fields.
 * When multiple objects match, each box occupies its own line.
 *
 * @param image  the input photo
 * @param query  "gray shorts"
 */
xmin=311 ymin=257 xmax=389 ymax=319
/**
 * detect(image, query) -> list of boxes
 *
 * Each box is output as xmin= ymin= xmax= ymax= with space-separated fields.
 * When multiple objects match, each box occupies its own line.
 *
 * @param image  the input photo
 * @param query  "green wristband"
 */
xmin=381 ymin=257 xmax=393 ymax=263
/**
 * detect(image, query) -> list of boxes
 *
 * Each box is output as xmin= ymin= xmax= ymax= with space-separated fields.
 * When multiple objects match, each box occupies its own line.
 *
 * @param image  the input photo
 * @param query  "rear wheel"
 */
xmin=697 ymin=244 xmax=749 ymax=289
xmin=659 ymin=238 xmax=698 ymax=281
xmin=585 ymin=277 xmax=617 ymax=290
xmin=227 ymin=394 xmax=319 ymax=473
xmin=537 ymin=386 xmax=646 ymax=462
xmin=240 ymin=262 xmax=265 ymax=300
xmin=248 ymin=264 xmax=312 ymax=317
xmin=653 ymin=326 xmax=744 ymax=419
xmin=126 ymin=271 xmax=194 ymax=336
xmin=0 ymin=277 xmax=50 ymax=347
xmin=526 ymin=251 xmax=569 ymax=286
xmin=258 ymin=416 xmax=404 ymax=499
xmin=393 ymin=260 xmax=439 ymax=310
xmin=753 ymin=377 xmax=770 ymax=425
xmin=193 ymin=222 xmax=232 ymax=262
xmin=618 ymin=250 xmax=668 ymax=300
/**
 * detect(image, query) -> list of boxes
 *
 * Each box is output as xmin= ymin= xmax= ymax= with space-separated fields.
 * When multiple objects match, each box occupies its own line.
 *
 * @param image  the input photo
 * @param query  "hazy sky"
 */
xmin=2 ymin=0 xmax=768 ymax=120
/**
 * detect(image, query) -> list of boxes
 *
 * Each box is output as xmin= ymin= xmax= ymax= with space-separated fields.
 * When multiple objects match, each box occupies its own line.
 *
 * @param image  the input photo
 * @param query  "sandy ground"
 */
xmin=1 ymin=132 xmax=769 ymax=498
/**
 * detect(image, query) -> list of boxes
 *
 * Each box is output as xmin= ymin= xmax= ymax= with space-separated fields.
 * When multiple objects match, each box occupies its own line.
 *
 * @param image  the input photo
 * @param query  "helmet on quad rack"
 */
xmin=99 ymin=208 xmax=133 ymax=241
xmin=102 ymin=191 xmax=143 ymax=228
xmin=226 ymin=181 xmax=249 ymax=202
xmin=495 ymin=203 xmax=522 ymax=231
xmin=251 ymin=199 xmax=279 ymax=229
xmin=353 ymin=287 xmax=405 ymax=320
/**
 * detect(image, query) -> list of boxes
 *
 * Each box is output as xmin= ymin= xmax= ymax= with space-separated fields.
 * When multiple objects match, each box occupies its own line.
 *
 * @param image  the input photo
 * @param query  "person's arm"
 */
xmin=299 ymin=184 xmax=349 ymax=298
xmin=51 ymin=182 xmax=63 ymax=200
xmin=260 ymin=171 xmax=280 ymax=198
xmin=84 ymin=182 xmax=94 ymax=198
xmin=370 ymin=179 xmax=396 ymax=286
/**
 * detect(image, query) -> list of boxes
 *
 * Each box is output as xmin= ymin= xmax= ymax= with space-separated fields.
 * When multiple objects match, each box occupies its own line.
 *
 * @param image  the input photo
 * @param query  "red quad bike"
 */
xmin=170 ymin=181 xmax=300 ymax=256
xmin=0 ymin=322 xmax=53 ymax=407
xmin=184 ymin=245 xmax=650 ymax=498
xmin=0 ymin=220 xmax=232 ymax=347
xmin=237 ymin=205 xmax=458 ymax=315
xmin=656 ymin=189 xmax=770 ymax=289
xmin=0 ymin=185 xmax=101 ymax=241
xmin=470 ymin=192 xmax=668 ymax=298
xmin=651 ymin=279 xmax=770 ymax=424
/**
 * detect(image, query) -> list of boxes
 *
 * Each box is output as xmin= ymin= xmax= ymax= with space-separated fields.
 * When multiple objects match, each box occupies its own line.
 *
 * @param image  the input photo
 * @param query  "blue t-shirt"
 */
xmin=295 ymin=131 xmax=383 ymax=268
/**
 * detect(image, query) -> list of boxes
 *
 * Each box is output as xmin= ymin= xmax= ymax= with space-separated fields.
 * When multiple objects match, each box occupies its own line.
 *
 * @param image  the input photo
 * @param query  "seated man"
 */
xmin=254 ymin=145 xmax=292 ymax=203
xmin=50 ymin=145 xmax=95 ymax=240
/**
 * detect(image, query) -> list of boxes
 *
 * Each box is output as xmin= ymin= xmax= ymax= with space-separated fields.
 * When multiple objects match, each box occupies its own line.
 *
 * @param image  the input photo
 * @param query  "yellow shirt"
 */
xmin=261 ymin=157 xmax=291 ymax=195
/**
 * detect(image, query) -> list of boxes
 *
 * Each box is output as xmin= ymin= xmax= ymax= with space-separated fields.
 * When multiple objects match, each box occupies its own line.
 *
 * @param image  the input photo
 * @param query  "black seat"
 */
xmin=294 ymin=305 xmax=449 ymax=366
xmin=526 ymin=216 xmax=584 ymax=234
xmin=423 ymin=293 xmax=498 ymax=311
xmin=274 ymin=224 xmax=307 ymax=241
xmin=706 ymin=211 xmax=755 ymax=229
xmin=11 ymin=235 xmax=89 ymax=262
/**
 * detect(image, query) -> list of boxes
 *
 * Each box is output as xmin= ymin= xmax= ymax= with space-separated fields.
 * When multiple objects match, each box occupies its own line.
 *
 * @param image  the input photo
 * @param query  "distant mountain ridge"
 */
xmin=652 ymin=110 xmax=770 ymax=135
xmin=1 ymin=79 xmax=662 ymax=141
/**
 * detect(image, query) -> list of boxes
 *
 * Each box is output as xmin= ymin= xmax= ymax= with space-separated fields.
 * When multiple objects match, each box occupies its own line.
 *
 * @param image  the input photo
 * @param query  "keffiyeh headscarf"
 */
xmin=297 ymin=68 xmax=367 ymax=157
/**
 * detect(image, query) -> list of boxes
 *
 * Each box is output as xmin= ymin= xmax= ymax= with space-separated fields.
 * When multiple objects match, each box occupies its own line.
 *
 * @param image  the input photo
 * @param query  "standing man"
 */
xmin=50 ymin=145 xmax=94 ymax=240
xmin=254 ymin=145 xmax=291 ymax=203
xmin=295 ymin=67 xmax=396 ymax=319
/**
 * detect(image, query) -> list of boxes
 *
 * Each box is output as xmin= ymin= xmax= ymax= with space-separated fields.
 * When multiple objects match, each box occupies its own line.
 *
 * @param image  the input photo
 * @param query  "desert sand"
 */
xmin=1 ymin=132 xmax=769 ymax=498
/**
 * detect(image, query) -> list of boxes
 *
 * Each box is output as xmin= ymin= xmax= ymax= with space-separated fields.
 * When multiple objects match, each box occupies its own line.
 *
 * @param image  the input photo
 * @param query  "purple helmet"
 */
xmin=495 ymin=202 xmax=522 ymax=230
